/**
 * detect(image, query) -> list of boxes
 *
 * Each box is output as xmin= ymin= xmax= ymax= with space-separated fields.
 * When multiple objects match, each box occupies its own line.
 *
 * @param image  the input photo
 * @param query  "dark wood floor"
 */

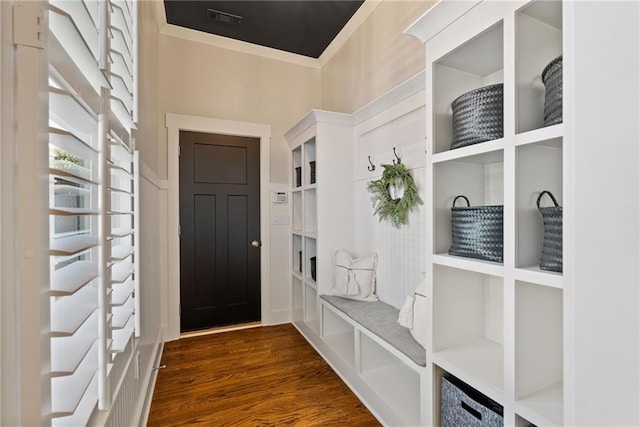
xmin=147 ymin=324 xmax=380 ymax=426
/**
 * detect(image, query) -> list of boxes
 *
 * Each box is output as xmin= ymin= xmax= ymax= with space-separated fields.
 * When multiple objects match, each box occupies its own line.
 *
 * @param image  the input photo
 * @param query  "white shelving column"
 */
xmin=407 ymin=1 xmax=640 ymax=425
xmin=406 ymin=1 xmax=565 ymax=425
xmin=286 ymin=111 xmax=354 ymax=336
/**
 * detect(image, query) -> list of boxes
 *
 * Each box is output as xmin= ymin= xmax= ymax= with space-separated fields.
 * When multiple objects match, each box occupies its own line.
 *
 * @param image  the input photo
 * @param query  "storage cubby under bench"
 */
xmin=318 ymin=295 xmax=426 ymax=426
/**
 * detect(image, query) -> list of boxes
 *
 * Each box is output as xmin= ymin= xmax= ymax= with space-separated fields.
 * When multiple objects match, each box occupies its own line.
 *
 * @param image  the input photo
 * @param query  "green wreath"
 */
xmin=367 ymin=163 xmax=423 ymax=228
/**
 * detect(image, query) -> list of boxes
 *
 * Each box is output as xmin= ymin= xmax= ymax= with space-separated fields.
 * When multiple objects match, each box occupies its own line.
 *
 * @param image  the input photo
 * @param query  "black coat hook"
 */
xmin=367 ymin=156 xmax=376 ymax=171
xmin=392 ymin=147 xmax=401 ymax=164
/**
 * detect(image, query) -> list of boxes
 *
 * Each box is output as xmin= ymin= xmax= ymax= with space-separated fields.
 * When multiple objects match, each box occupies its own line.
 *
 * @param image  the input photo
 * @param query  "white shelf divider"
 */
xmin=432 ymin=253 xmax=504 ymax=277
xmin=432 ymin=338 xmax=504 ymax=404
xmin=514 ymin=381 xmax=563 ymax=427
xmin=514 ymin=266 xmax=563 ymax=289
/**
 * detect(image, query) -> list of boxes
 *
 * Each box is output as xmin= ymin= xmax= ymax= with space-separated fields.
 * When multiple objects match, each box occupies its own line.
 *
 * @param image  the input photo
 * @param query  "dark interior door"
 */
xmin=179 ymin=130 xmax=261 ymax=332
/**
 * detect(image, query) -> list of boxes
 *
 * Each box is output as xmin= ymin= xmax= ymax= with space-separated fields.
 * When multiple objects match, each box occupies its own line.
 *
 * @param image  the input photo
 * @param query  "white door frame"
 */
xmin=166 ymin=113 xmax=271 ymax=341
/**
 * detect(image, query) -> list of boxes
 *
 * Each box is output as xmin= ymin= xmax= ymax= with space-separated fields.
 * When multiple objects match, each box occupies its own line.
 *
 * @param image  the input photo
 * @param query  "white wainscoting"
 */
xmin=352 ymin=72 xmax=427 ymax=309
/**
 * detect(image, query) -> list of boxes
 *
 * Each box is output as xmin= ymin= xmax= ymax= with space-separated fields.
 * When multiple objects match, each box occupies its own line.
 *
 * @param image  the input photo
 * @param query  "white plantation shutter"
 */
xmin=46 ymin=0 xmax=139 ymax=424
xmin=107 ymin=0 xmax=139 ymax=360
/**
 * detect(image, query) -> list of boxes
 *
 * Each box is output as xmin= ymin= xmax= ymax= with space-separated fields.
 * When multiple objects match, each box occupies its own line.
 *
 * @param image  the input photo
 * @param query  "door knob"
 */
xmin=251 ymin=240 xmax=261 ymax=248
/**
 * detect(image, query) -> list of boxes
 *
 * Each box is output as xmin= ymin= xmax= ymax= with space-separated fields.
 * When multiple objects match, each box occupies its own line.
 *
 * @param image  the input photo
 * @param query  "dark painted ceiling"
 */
xmin=164 ymin=1 xmax=365 ymax=59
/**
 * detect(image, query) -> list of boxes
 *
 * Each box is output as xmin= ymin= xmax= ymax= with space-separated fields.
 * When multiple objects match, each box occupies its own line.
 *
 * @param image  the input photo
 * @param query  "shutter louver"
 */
xmin=106 ymin=0 xmax=139 ymax=358
xmin=47 ymin=0 xmax=139 ymax=423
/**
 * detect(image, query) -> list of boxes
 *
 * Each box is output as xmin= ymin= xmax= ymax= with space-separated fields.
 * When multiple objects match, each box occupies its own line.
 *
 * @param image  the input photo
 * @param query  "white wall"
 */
xmin=566 ymin=2 xmax=640 ymax=424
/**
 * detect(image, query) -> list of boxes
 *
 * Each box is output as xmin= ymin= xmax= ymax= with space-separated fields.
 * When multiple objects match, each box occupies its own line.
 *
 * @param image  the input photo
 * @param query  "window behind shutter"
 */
xmin=47 ymin=0 xmax=139 ymax=423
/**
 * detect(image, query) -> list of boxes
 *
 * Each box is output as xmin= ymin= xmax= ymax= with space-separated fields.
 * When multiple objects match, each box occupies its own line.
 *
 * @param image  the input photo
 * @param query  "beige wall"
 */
xmin=321 ymin=0 xmax=435 ymax=114
xmin=157 ymin=36 xmax=322 ymax=183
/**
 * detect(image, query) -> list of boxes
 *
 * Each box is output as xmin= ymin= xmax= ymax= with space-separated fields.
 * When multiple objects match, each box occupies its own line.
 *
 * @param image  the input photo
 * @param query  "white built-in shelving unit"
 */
xmin=284 ymin=1 xmax=640 ymax=424
xmin=406 ymin=1 xmax=564 ymax=425
xmin=406 ymin=0 xmax=640 ymax=425
xmin=286 ymin=111 xmax=354 ymax=335
xmin=286 ymin=77 xmax=429 ymax=425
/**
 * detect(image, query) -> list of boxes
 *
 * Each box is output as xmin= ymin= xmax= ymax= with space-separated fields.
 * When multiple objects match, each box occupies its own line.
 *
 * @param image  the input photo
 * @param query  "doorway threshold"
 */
xmin=180 ymin=321 xmax=262 ymax=338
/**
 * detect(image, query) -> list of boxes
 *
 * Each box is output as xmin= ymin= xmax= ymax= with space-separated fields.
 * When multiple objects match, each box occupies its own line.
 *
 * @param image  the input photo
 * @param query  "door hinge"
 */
xmin=178 ymin=145 xmax=181 ymax=157
xmin=13 ymin=5 xmax=45 ymax=49
xmin=178 ymin=225 xmax=181 ymax=236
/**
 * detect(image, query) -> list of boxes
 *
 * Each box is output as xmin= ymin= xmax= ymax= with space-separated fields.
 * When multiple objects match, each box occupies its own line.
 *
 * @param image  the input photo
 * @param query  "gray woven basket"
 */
xmin=449 ymin=195 xmax=503 ymax=263
xmin=542 ymin=55 xmax=563 ymax=126
xmin=450 ymin=83 xmax=504 ymax=150
xmin=537 ymin=190 xmax=562 ymax=272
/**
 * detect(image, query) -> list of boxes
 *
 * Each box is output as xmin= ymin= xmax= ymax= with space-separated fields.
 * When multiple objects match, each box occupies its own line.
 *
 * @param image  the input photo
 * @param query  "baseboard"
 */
xmin=264 ymin=309 xmax=291 ymax=326
xmin=136 ymin=337 xmax=164 ymax=426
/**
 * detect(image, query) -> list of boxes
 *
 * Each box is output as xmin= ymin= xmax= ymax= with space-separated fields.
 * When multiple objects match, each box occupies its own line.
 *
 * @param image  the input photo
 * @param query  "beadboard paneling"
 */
xmin=351 ymin=85 xmax=427 ymax=309
xmin=354 ymin=168 xmax=427 ymax=309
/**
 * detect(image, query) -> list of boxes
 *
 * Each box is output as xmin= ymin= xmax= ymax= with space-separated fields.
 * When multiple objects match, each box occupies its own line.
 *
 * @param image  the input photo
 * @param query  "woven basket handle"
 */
xmin=452 ymin=195 xmax=470 ymax=207
xmin=537 ymin=190 xmax=560 ymax=208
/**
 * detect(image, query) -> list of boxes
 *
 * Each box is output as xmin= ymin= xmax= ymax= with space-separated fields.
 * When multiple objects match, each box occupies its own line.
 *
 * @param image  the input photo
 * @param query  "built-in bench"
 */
xmin=312 ymin=294 xmax=427 ymax=425
xmin=320 ymin=295 xmax=426 ymax=367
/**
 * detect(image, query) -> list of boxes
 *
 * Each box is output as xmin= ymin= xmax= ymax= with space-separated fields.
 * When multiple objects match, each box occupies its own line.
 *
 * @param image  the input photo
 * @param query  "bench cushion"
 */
xmin=321 ymin=295 xmax=426 ymax=367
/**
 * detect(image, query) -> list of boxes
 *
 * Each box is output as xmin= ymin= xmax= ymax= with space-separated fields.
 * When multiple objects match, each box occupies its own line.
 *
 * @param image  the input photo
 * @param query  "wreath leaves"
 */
xmin=367 ymin=163 xmax=423 ymax=228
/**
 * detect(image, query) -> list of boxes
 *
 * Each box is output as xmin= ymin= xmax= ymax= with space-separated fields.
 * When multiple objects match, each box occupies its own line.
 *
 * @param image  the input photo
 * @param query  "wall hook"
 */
xmin=367 ymin=156 xmax=376 ymax=172
xmin=392 ymin=147 xmax=401 ymax=164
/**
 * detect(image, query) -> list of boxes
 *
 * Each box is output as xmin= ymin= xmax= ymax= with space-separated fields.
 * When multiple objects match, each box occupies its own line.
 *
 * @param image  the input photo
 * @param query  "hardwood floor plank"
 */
xmin=147 ymin=324 xmax=380 ymax=426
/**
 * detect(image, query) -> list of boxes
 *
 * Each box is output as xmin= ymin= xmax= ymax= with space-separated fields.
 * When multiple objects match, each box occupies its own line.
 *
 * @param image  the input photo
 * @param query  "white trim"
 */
xmin=155 ymin=0 xmax=381 ymax=69
xmin=136 ymin=338 xmax=164 ymax=427
xmin=403 ymin=0 xmax=481 ymax=44
xmin=139 ymin=159 xmax=168 ymax=190
xmin=165 ymin=113 xmax=271 ymax=341
xmin=351 ymin=70 xmax=425 ymax=125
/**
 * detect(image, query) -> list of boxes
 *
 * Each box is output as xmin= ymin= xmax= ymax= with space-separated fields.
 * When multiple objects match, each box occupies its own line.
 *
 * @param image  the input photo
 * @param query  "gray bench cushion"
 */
xmin=321 ymin=295 xmax=426 ymax=367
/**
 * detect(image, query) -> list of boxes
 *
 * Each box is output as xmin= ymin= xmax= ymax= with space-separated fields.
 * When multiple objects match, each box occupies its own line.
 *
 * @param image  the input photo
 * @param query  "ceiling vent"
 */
xmin=207 ymin=9 xmax=243 ymax=25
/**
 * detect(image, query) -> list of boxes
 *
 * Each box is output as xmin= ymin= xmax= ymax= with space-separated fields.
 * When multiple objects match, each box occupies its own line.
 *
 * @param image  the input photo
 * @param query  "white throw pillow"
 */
xmin=331 ymin=250 xmax=378 ymax=302
xmin=410 ymin=275 xmax=428 ymax=349
xmin=398 ymin=273 xmax=428 ymax=349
